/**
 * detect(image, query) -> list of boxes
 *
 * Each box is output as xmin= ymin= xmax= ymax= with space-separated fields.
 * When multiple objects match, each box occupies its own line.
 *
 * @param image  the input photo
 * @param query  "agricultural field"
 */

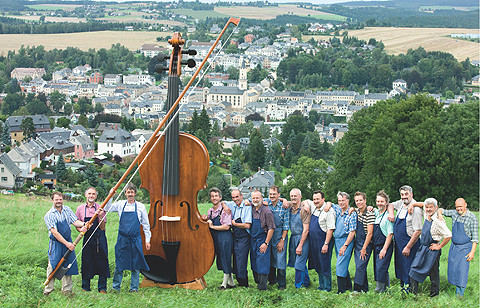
xmin=214 ymin=4 xmax=346 ymax=21
xmin=170 ymin=8 xmax=229 ymax=20
xmin=0 ymin=31 xmax=173 ymax=55
xmin=25 ymin=4 xmax=82 ymax=11
xmin=0 ymin=193 xmax=478 ymax=307
xmin=305 ymin=27 xmax=480 ymax=61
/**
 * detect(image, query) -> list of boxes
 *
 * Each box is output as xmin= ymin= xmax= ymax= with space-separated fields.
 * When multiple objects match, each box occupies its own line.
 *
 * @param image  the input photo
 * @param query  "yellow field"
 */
xmin=346 ymin=27 xmax=479 ymax=61
xmin=215 ymin=4 xmax=339 ymax=20
xmin=0 ymin=31 xmax=174 ymax=55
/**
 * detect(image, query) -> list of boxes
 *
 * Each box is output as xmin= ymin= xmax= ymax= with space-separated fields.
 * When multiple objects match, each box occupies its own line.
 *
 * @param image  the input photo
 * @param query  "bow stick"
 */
xmin=44 ymin=16 xmax=241 ymax=286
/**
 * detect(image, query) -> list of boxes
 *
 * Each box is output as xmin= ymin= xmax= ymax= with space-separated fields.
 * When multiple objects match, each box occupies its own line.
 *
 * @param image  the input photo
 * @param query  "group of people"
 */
xmin=203 ymin=185 xmax=477 ymax=298
xmin=43 ymin=182 xmax=477 ymax=298
xmin=44 ymin=183 xmax=151 ymax=295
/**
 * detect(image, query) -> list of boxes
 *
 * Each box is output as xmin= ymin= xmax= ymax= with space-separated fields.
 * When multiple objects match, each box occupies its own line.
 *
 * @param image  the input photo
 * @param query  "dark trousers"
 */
xmin=268 ymin=266 xmax=287 ymax=287
xmin=253 ymin=271 xmax=268 ymax=290
xmin=410 ymin=253 xmax=440 ymax=296
xmin=235 ymin=275 xmax=249 ymax=287
xmin=337 ymin=271 xmax=352 ymax=294
xmin=82 ymin=276 xmax=107 ymax=292
xmin=354 ymin=282 xmax=368 ymax=293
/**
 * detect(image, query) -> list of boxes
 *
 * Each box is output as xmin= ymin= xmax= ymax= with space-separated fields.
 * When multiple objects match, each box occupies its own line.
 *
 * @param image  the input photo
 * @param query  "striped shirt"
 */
xmin=442 ymin=209 xmax=478 ymax=243
xmin=357 ymin=209 xmax=375 ymax=234
xmin=44 ymin=205 xmax=78 ymax=237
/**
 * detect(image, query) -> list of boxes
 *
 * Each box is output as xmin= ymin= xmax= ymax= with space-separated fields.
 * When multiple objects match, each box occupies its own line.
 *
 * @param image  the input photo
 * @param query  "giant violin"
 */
xmin=138 ymin=18 xmax=240 ymax=285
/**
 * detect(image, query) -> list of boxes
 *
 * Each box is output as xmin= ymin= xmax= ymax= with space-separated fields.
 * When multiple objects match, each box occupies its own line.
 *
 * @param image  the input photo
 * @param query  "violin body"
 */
xmin=139 ymin=131 xmax=214 ymax=283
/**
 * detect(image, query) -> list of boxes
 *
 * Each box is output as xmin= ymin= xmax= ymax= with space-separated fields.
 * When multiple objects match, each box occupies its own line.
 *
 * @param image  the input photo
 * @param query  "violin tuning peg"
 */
xmin=156 ymin=52 xmax=166 ymax=62
xmin=155 ymin=63 xmax=168 ymax=73
xmin=182 ymin=49 xmax=197 ymax=56
xmin=181 ymin=59 xmax=196 ymax=68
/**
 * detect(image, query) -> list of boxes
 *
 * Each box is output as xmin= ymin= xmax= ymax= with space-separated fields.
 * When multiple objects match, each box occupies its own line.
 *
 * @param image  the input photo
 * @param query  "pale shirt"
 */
xmin=105 ymin=199 xmax=151 ymax=243
xmin=392 ymin=199 xmax=423 ymax=236
xmin=306 ymin=200 xmax=335 ymax=233
xmin=424 ymin=211 xmax=452 ymax=242
xmin=374 ymin=209 xmax=394 ymax=237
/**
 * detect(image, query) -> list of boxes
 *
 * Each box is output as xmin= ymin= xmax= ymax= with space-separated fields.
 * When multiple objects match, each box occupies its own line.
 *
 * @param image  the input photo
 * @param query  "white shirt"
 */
xmin=105 ymin=199 xmax=151 ymax=243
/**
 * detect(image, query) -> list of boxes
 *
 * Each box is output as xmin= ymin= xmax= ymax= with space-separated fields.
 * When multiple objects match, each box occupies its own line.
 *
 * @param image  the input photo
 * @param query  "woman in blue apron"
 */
xmin=231 ymin=206 xmax=250 ymax=287
xmin=353 ymin=214 xmax=373 ymax=293
xmin=393 ymin=209 xmax=420 ymax=287
xmin=81 ymin=204 xmax=110 ymax=292
xmin=308 ymin=208 xmax=334 ymax=291
xmin=250 ymin=211 xmax=271 ymax=290
xmin=209 ymin=208 xmax=234 ymax=288
xmin=447 ymin=217 xmax=472 ymax=296
xmin=113 ymin=201 xmax=150 ymax=291
xmin=269 ymin=209 xmax=288 ymax=289
xmin=334 ymin=211 xmax=355 ymax=293
xmin=372 ymin=207 xmax=394 ymax=293
xmin=288 ymin=206 xmax=310 ymax=288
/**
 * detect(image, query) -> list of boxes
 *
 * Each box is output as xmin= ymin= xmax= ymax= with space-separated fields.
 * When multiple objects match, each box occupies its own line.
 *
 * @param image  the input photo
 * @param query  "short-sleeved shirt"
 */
xmin=332 ymin=204 xmax=357 ymax=233
xmin=357 ymin=209 xmax=375 ymax=234
xmin=374 ymin=209 xmax=394 ymax=237
xmin=306 ymin=200 xmax=335 ymax=232
xmin=76 ymin=202 xmax=106 ymax=223
xmin=207 ymin=206 xmax=232 ymax=226
xmin=424 ymin=212 xmax=452 ymax=242
xmin=442 ymin=209 xmax=478 ymax=243
xmin=265 ymin=198 xmax=290 ymax=231
xmin=44 ymin=205 xmax=78 ymax=237
xmin=392 ymin=199 xmax=423 ymax=236
xmin=105 ymin=199 xmax=152 ymax=243
xmin=252 ymin=204 xmax=276 ymax=233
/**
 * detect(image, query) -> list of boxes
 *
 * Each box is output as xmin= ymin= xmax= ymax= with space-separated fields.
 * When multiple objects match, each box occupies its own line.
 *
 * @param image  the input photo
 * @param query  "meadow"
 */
xmin=0 ymin=193 xmax=478 ymax=307
xmin=214 ymin=5 xmax=346 ymax=21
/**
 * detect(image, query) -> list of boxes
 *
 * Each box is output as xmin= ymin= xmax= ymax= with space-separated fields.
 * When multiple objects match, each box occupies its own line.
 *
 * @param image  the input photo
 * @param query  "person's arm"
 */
xmin=437 ymin=208 xmax=456 ymax=218
xmin=296 ymin=222 xmax=310 ymax=255
xmin=407 ymin=202 xmax=424 ymax=214
xmin=467 ymin=242 xmax=477 ymax=262
xmin=340 ymin=230 xmax=356 ymax=256
xmin=221 ymin=201 xmax=232 ymax=214
xmin=429 ymin=219 xmax=451 ymax=251
xmin=277 ymin=230 xmax=288 ymax=252
xmin=322 ymin=229 xmax=334 ymax=254
xmin=139 ymin=204 xmax=151 ymax=250
xmin=430 ymin=236 xmax=451 ymax=251
xmin=387 ymin=203 xmax=395 ymax=222
xmin=379 ymin=233 xmax=394 ymax=259
xmin=361 ymin=223 xmax=374 ymax=260
xmin=50 ymin=227 xmax=76 ymax=251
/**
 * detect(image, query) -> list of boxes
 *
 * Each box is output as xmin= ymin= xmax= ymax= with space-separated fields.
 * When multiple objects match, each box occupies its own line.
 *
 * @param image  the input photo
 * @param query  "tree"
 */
xmin=121 ymin=117 xmax=136 ymax=131
xmin=197 ymin=107 xmax=211 ymax=139
xmin=56 ymin=117 xmax=71 ymax=129
xmin=20 ymin=117 xmax=36 ymax=140
xmin=84 ymin=164 xmax=99 ymax=187
xmin=188 ymin=110 xmax=199 ymax=134
xmin=247 ymin=130 xmax=266 ymax=171
xmin=283 ymin=156 xmax=329 ymax=200
xmin=1 ymin=124 xmax=11 ymax=145
xmin=50 ymin=91 xmax=66 ymax=114
xmin=235 ymin=121 xmax=254 ymax=139
xmin=245 ymin=113 xmax=264 ymax=122
xmin=230 ymin=158 xmax=243 ymax=176
xmin=56 ymin=153 xmax=66 ymax=182
xmin=1 ymin=93 xmax=24 ymax=115
xmin=78 ymin=114 xmax=88 ymax=128
xmin=63 ymin=103 xmax=73 ymax=115
xmin=94 ymin=103 xmax=104 ymax=114
xmin=217 ymin=175 xmax=231 ymax=201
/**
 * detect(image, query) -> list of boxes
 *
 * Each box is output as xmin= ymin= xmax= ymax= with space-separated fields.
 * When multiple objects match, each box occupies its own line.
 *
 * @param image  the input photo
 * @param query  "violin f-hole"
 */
xmin=180 ymin=201 xmax=199 ymax=231
xmin=151 ymin=200 xmax=163 ymax=229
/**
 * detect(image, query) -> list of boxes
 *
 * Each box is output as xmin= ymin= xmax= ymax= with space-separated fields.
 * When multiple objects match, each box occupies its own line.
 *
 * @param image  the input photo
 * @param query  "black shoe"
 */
xmin=226 ymin=284 xmax=236 ymax=289
xmin=218 ymin=286 xmax=227 ymax=290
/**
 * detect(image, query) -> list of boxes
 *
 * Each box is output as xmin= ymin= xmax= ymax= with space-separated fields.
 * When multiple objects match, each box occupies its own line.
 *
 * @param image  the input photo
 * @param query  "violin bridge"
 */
xmin=159 ymin=216 xmax=181 ymax=221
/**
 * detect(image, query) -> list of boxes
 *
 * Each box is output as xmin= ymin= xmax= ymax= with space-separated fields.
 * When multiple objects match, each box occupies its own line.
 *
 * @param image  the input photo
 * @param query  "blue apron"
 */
xmin=372 ymin=212 xmax=393 ymax=283
xmin=334 ymin=212 xmax=354 ymax=278
xmin=353 ymin=214 xmax=372 ymax=286
xmin=209 ymin=209 xmax=233 ymax=274
xmin=270 ymin=205 xmax=288 ymax=270
xmin=288 ymin=209 xmax=310 ymax=270
xmin=308 ymin=212 xmax=333 ymax=276
xmin=232 ymin=206 xmax=250 ymax=279
xmin=48 ymin=214 xmax=79 ymax=276
xmin=250 ymin=215 xmax=270 ymax=274
xmin=114 ymin=202 xmax=149 ymax=272
xmin=409 ymin=219 xmax=440 ymax=283
xmin=447 ymin=220 xmax=472 ymax=288
xmin=394 ymin=212 xmax=419 ymax=283
xmin=82 ymin=204 xmax=110 ymax=279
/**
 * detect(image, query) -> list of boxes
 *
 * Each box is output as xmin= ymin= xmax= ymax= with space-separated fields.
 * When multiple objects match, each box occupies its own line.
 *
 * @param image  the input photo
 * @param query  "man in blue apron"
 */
xmin=437 ymin=198 xmax=478 ymax=298
xmin=352 ymin=192 xmax=375 ymax=293
xmin=44 ymin=191 xmax=87 ymax=295
xmin=224 ymin=189 xmax=252 ymax=287
xmin=333 ymin=192 xmax=357 ymax=293
xmin=75 ymin=187 xmax=110 ymax=294
xmin=372 ymin=190 xmax=394 ymax=292
xmin=201 ymin=187 xmax=234 ymax=290
xmin=409 ymin=198 xmax=451 ymax=297
xmin=287 ymin=188 xmax=311 ymax=288
xmin=264 ymin=185 xmax=289 ymax=290
xmin=105 ymin=183 xmax=151 ymax=292
xmin=391 ymin=185 xmax=422 ymax=291
xmin=303 ymin=190 xmax=335 ymax=291
xmin=250 ymin=190 xmax=275 ymax=290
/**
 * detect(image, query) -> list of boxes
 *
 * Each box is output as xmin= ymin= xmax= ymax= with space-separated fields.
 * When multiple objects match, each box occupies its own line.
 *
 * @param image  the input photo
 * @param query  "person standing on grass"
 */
xmin=201 ymin=187 xmax=234 ymax=290
xmin=75 ymin=187 xmax=110 ymax=294
xmin=303 ymin=191 xmax=335 ymax=292
xmin=223 ymin=189 xmax=252 ymax=287
xmin=250 ymin=190 xmax=275 ymax=290
xmin=430 ymin=198 xmax=477 ymax=298
xmin=44 ymin=191 xmax=87 ymax=296
xmin=391 ymin=185 xmax=422 ymax=291
xmin=372 ymin=191 xmax=394 ymax=293
xmin=352 ymin=192 xmax=375 ymax=293
xmin=287 ymin=188 xmax=311 ymax=289
xmin=409 ymin=198 xmax=451 ymax=297
xmin=104 ymin=183 xmax=151 ymax=292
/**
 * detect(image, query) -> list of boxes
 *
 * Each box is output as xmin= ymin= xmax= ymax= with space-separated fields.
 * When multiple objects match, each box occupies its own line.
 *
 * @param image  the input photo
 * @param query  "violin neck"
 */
xmin=163 ymin=75 xmax=180 ymax=196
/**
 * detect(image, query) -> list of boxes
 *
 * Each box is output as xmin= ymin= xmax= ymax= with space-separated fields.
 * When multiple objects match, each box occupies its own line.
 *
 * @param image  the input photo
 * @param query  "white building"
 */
xmin=97 ymin=126 xmax=135 ymax=158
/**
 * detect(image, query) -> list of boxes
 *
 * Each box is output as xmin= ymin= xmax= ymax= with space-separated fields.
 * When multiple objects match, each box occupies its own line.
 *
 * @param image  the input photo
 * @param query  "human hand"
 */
xmin=379 ymin=248 xmax=386 ymax=259
xmin=402 ymin=246 xmax=411 ymax=257
xmin=466 ymin=251 xmax=475 ymax=262
xmin=145 ymin=242 xmax=151 ymax=250
xmin=321 ymin=244 xmax=328 ymax=254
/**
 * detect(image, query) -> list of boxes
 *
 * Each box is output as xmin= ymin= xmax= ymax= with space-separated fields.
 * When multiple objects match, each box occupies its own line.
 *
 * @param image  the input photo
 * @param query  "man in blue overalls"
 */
xmin=44 ymin=191 xmax=87 ymax=295
xmin=409 ymin=198 xmax=451 ymax=297
xmin=437 ymin=198 xmax=477 ymax=298
xmin=105 ymin=183 xmax=151 ymax=292
xmin=202 ymin=187 xmax=234 ymax=290
xmin=250 ymin=190 xmax=275 ymax=290
xmin=75 ymin=187 xmax=110 ymax=294
xmin=224 ymin=189 xmax=252 ymax=287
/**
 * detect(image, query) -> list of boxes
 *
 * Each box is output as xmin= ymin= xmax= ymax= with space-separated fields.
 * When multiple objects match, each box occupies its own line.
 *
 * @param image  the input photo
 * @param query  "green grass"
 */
xmin=310 ymin=14 xmax=347 ymax=22
xmin=170 ymin=9 xmax=229 ymax=20
xmin=0 ymin=193 xmax=478 ymax=307
xmin=25 ymin=5 xmax=76 ymax=11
